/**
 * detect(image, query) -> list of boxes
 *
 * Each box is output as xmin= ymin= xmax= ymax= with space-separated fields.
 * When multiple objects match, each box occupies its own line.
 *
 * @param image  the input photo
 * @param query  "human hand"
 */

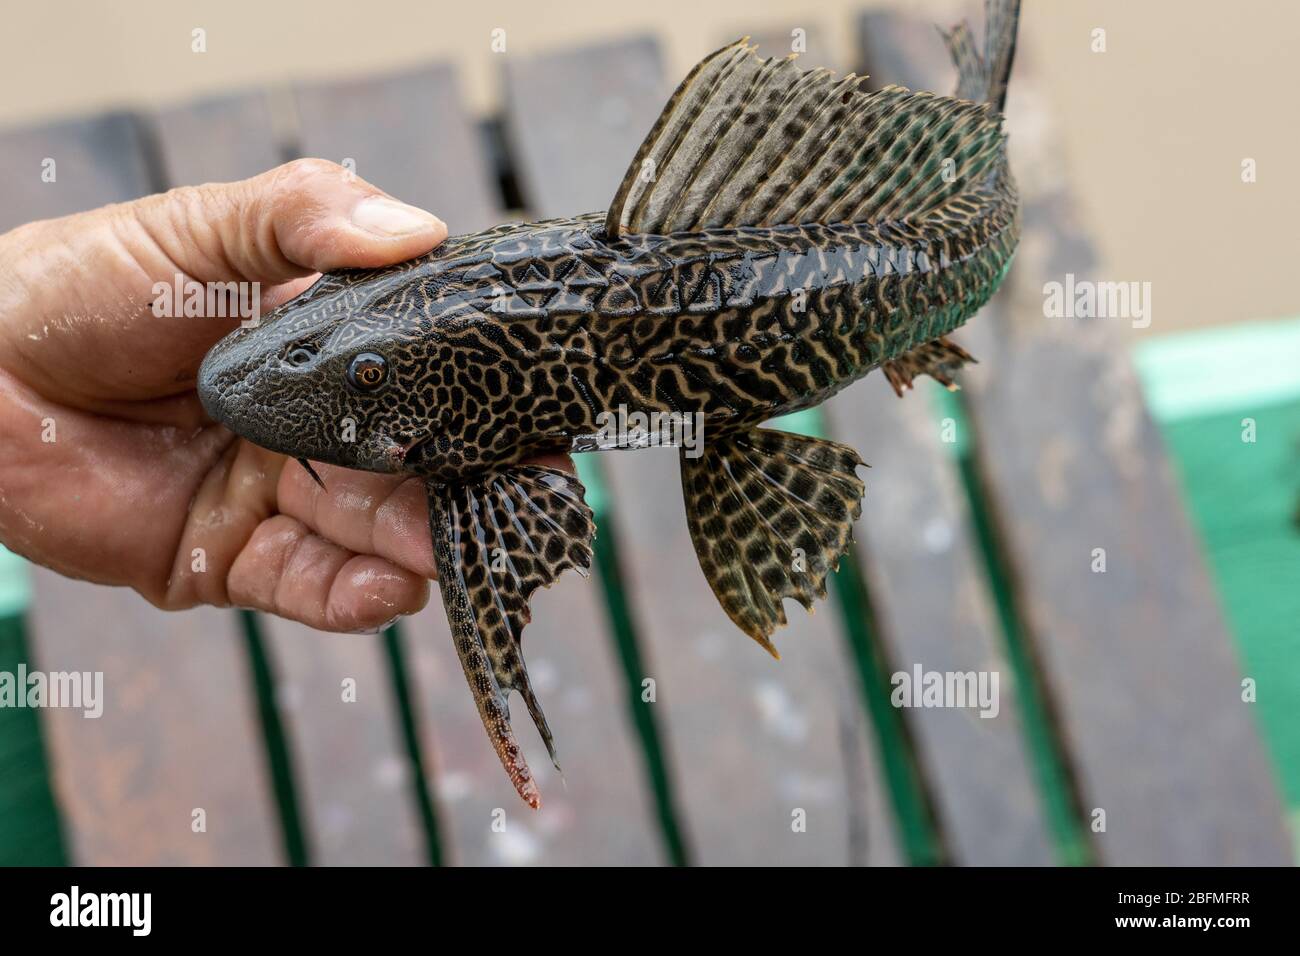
xmin=0 ymin=158 xmax=481 ymax=630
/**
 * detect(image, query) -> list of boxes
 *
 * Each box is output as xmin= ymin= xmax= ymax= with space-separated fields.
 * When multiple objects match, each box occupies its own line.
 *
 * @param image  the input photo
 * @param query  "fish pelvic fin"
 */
xmin=605 ymin=34 xmax=1005 ymax=237
xmin=426 ymin=465 xmax=595 ymax=808
xmin=942 ymin=0 xmax=1021 ymax=112
xmin=883 ymin=336 xmax=977 ymax=396
xmin=680 ymin=428 xmax=865 ymax=655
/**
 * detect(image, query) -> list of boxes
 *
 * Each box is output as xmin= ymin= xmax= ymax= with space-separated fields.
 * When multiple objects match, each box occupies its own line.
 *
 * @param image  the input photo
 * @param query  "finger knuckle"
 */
xmin=268 ymin=157 xmax=347 ymax=196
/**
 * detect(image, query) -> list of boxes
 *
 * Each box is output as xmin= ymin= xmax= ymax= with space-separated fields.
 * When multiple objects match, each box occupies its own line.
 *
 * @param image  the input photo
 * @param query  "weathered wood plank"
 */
xmin=0 ymin=115 xmax=281 ymax=865
xmin=154 ymin=92 xmax=284 ymax=186
xmin=823 ymin=375 xmax=1056 ymax=865
xmin=0 ymin=113 xmax=153 ymax=229
xmin=739 ymin=19 xmax=1054 ymax=865
xmin=859 ymin=8 xmax=1291 ymax=864
xmin=403 ymin=569 xmax=662 ymax=865
xmin=255 ymin=618 xmax=426 ymax=865
xmin=604 ymin=447 xmax=900 ymax=865
xmin=500 ymin=35 xmax=898 ymax=864
xmin=24 ymin=579 xmax=280 ymax=865
xmin=502 ymin=37 xmax=665 ymax=220
xmin=294 ymin=64 xmax=500 ymax=234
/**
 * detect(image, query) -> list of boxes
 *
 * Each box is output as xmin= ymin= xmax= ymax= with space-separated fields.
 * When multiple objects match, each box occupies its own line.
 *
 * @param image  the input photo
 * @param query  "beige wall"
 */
xmin=2 ymin=0 xmax=1296 ymax=335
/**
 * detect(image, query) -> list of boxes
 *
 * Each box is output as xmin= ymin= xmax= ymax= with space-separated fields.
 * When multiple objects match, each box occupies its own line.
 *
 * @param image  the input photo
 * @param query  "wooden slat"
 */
xmin=0 ymin=113 xmax=153 ymax=229
xmin=257 ymin=619 xmax=428 ymax=865
xmin=151 ymin=88 xmax=431 ymax=866
xmin=740 ymin=22 xmax=1052 ymax=864
xmin=154 ymin=92 xmax=283 ymax=185
xmin=502 ymin=37 xmax=665 ymax=219
xmin=294 ymin=64 xmax=500 ymax=234
xmin=403 ymin=573 xmax=662 ymax=865
xmin=0 ymin=115 xmax=281 ymax=864
xmin=858 ymin=9 xmax=1291 ymax=864
xmin=25 ymin=579 xmax=280 ymax=865
xmin=824 ymin=376 xmax=1056 ymax=864
xmin=604 ymin=448 xmax=900 ymax=865
xmin=502 ymin=35 xmax=898 ymax=865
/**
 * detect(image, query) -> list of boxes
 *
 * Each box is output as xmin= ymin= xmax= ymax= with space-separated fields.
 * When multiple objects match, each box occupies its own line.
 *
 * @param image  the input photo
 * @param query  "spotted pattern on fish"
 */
xmin=200 ymin=168 xmax=1015 ymax=483
xmin=199 ymin=0 xmax=1023 ymax=807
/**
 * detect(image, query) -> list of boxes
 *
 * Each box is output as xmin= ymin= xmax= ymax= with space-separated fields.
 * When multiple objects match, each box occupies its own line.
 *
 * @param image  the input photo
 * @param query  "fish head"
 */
xmin=198 ymin=239 xmax=520 ymax=479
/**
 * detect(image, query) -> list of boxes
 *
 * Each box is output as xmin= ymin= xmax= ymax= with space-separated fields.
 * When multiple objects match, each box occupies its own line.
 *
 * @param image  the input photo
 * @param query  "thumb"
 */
xmin=136 ymin=158 xmax=448 ymax=285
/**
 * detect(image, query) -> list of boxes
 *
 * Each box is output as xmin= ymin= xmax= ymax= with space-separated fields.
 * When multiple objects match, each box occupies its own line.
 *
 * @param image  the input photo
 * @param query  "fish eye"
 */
xmin=347 ymin=352 xmax=388 ymax=391
xmin=286 ymin=345 xmax=316 ymax=367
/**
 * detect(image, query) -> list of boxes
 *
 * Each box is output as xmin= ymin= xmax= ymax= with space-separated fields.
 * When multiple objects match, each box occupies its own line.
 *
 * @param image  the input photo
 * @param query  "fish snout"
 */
xmin=196 ymin=325 xmax=276 ymax=432
xmin=197 ymin=333 xmax=243 ymax=427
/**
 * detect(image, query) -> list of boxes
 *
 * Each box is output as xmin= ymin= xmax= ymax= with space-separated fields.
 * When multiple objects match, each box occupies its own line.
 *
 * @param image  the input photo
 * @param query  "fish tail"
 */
xmin=943 ymin=0 xmax=1021 ymax=112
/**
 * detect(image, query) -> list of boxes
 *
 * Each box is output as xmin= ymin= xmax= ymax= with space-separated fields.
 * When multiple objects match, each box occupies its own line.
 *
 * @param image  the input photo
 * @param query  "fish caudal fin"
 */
xmin=883 ymin=336 xmax=977 ymax=396
xmin=426 ymin=466 xmax=595 ymax=809
xmin=942 ymin=0 xmax=1021 ymax=111
xmin=605 ymin=36 xmax=1005 ymax=237
xmin=680 ymin=428 xmax=865 ymax=655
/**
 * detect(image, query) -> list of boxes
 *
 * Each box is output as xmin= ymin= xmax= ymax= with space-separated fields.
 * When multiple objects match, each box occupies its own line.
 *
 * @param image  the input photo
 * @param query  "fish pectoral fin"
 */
xmin=604 ymin=32 xmax=1005 ymax=237
xmin=426 ymin=465 xmax=595 ymax=809
xmin=882 ymin=335 xmax=977 ymax=396
xmin=680 ymin=428 xmax=865 ymax=656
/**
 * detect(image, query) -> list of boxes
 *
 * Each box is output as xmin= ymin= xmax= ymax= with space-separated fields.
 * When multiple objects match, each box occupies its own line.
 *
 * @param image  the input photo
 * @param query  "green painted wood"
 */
xmin=1133 ymin=322 xmax=1300 ymax=861
xmin=860 ymin=10 xmax=1291 ymax=865
xmin=0 ymin=613 xmax=67 ymax=865
xmin=0 ymin=114 xmax=281 ymax=865
xmin=236 ymin=610 xmax=311 ymax=866
xmin=502 ymin=35 xmax=899 ymax=865
xmin=0 ymin=545 xmax=29 ymax=619
xmin=1134 ymin=316 xmax=1300 ymax=421
xmin=1157 ymin=400 xmax=1300 ymax=829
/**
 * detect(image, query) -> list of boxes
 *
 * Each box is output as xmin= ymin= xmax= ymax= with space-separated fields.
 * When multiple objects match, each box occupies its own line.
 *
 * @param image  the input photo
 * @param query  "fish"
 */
xmin=198 ymin=0 xmax=1022 ymax=808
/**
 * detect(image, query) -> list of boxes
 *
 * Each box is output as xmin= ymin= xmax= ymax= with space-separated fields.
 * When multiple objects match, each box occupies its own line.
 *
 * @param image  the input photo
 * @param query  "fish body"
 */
xmin=200 ymin=0 xmax=1022 ymax=807
xmin=203 ymin=183 xmax=1016 ymax=480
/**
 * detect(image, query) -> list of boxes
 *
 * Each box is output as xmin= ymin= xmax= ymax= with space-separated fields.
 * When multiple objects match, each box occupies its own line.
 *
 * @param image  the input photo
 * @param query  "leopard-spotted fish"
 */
xmin=199 ymin=0 xmax=1021 ymax=808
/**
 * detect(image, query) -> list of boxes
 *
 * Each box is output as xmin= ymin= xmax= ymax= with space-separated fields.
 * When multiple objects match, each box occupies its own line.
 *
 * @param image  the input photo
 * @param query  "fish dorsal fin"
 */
xmin=605 ymin=39 xmax=1004 ymax=237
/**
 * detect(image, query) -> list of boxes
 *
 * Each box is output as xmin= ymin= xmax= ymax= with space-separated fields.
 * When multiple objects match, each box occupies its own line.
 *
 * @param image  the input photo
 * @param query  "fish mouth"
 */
xmin=387 ymin=431 xmax=435 ymax=469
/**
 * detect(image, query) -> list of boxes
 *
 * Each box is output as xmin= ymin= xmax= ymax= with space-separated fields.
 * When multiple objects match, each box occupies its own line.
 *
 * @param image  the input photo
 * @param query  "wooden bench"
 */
xmin=0 ymin=6 xmax=1288 ymax=865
